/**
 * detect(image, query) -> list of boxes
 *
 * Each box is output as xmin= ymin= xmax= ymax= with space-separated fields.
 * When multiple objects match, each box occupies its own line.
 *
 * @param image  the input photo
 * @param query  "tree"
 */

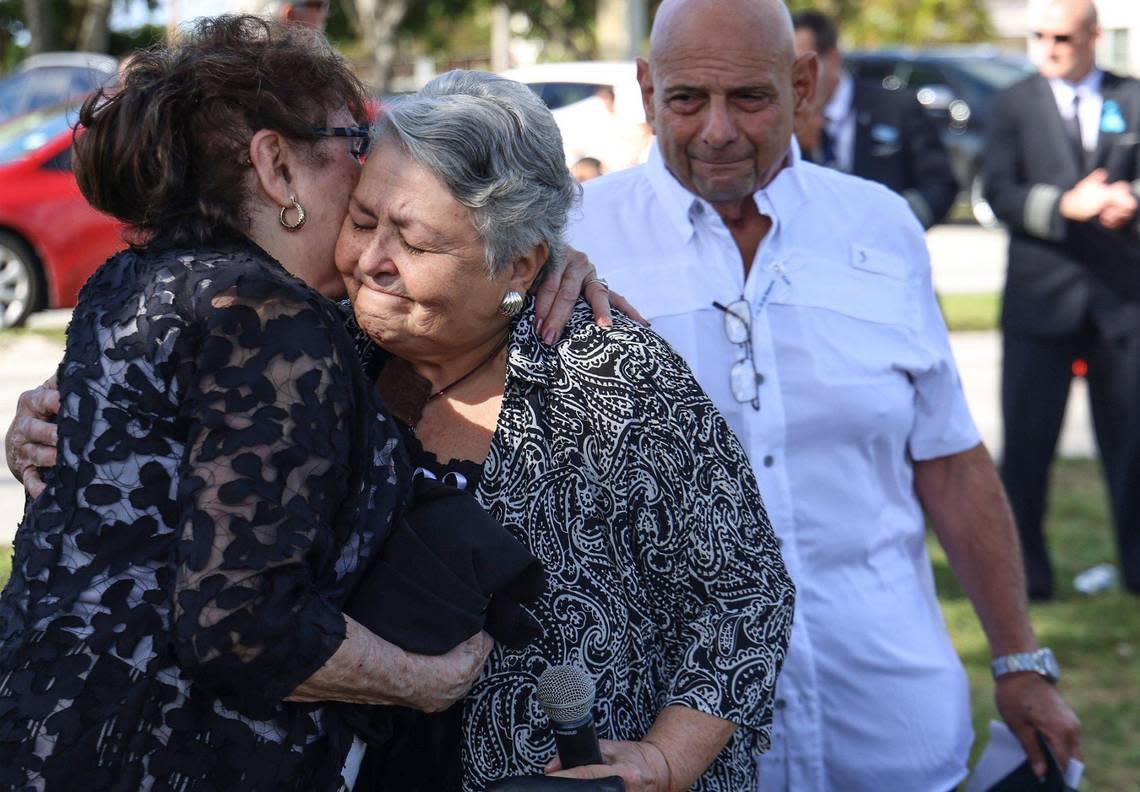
xmin=784 ymin=0 xmax=992 ymax=47
xmin=8 ymin=0 xmax=156 ymax=58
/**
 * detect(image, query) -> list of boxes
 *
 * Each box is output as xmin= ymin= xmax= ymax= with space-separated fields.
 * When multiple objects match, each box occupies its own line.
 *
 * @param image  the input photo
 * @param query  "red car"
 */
xmin=0 ymin=103 xmax=125 ymax=328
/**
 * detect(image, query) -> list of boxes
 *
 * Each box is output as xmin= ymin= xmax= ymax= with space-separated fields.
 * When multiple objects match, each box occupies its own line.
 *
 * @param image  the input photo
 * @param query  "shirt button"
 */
xmin=774 ymin=698 xmax=787 ymax=710
xmin=756 ymin=373 xmax=765 ymax=385
xmin=775 ymin=537 xmax=784 ymax=548
xmin=763 ymin=455 xmax=775 ymax=467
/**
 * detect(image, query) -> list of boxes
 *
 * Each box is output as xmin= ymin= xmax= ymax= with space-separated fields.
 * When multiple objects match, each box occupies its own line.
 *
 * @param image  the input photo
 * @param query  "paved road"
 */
xmin=0 ymin=226 xmax=1098 ymax=542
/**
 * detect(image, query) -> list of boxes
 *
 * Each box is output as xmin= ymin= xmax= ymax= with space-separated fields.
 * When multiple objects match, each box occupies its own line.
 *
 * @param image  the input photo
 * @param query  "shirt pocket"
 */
xmin=776 ymin=243 xmax=913 ymax=327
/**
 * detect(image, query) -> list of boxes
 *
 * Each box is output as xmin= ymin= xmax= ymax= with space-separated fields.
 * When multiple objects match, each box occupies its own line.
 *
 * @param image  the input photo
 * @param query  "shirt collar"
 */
xmin=1050 ymin=67 xmax=1104 ymax=101
xmin=504 ymin=298 xmax=554 ymax=388
xmin=645 ymin=139 xmax=810 ymax=242
xmin=824 ymin=71 xmax=854 ymax=125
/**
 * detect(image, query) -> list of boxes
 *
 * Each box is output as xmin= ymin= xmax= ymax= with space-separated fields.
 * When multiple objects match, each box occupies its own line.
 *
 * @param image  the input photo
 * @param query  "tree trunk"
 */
xmin=352 ymin=0 xmax=409 ymax=92
xmin=22 ymin=0 xmax=58 ymax=54
xmin=77 ymin=0 xmax=114 ymax=53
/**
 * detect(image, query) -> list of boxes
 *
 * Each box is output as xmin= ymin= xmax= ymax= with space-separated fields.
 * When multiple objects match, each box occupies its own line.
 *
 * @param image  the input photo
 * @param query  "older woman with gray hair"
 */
xmin=338 ymin=70 xmax=795 ymax=792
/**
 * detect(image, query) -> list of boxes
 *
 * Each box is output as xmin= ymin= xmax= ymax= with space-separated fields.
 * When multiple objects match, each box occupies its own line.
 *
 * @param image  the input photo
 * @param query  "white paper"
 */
xmin=965 ymin=720 xmax=1084 ymax=791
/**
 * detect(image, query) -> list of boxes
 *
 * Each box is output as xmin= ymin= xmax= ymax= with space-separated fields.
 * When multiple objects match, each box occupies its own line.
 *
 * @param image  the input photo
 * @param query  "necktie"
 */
xmin=1065 ymin=94 xmax=1084 ymax=168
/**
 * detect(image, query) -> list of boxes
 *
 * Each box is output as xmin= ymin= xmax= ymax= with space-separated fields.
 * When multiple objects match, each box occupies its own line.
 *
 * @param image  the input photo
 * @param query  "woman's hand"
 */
xmin=5 ymin=376 xmax=60 ymax=499
xmin=532 ymin=246 xmax=648 ymax=345
xmin=546 ymin=739 xmax=671 ymax=792
xmin=287 ymin=620 xmax=493 ymax=710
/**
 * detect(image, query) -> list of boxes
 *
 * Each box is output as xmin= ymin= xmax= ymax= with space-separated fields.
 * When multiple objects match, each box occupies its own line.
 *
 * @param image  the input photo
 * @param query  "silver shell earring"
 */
xmin=499 ymin=290 xmax=525 ymax=318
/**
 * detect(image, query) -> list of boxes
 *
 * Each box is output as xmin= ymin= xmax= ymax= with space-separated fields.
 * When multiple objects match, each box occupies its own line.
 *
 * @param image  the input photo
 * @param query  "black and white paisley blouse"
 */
xmin=363 ymin=300 xmax=796 ymax=791
xmin=0 ymin=239 xmax=407 ymax=790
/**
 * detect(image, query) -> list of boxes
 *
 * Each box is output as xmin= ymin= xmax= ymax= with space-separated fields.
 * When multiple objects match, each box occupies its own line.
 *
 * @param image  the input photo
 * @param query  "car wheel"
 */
xmin=970 ymin=173 xmax=999 ymax=228
xmin=0 ymin=231 xmax=44 ymax=329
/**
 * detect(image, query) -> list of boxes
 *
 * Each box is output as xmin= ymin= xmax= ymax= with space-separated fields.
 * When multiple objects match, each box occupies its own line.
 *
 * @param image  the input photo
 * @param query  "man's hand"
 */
xmin=5 ymin=376 xmax=60 ymax=499
xmin=1097 ymin=180 xmax=1139 ymax=230
xmin=995 ymin=672 xmax=1082 ymax=779
xmin=1059 ymin=169 xmax=1113 ymax=222
xmin=546 ymin=739 xmax=671 ymax=792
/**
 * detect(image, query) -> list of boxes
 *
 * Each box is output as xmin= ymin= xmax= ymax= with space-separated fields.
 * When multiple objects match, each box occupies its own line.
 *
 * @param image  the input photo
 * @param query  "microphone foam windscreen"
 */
xmin=536 ymin=664 xmax=596 ymax=723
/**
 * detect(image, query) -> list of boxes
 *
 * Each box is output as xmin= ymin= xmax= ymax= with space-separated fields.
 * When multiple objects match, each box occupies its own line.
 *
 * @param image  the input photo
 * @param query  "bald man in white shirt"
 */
xmin=564 ymin=0 xmax=1082 ymax=789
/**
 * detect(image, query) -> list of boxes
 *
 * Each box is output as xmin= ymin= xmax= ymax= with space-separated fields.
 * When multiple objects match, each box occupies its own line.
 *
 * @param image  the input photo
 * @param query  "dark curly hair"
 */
xmin=75 ymin=15 xmax=367 ymax=246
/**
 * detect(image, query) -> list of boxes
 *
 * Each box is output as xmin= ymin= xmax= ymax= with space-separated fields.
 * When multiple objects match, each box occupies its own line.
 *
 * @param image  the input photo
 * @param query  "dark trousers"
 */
xmin=1000 ymin=326 xmax=1140 ymax=596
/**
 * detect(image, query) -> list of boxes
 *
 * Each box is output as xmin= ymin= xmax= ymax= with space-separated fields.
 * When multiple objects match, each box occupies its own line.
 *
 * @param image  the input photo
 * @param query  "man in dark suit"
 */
xmin=792 ymin=10 xmax=958 ymax=228
xmin=984 ymin=0 xmax=1140 ymax=599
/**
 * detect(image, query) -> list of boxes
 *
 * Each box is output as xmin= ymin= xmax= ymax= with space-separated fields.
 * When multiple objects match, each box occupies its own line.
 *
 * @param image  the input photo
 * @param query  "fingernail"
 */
xmin=1033 ymin=762 xmax=1046 ymax=780
xmin=543 ymin=328 xmax=557 ymax=345
xmin=534 ymin=318 xmax=544 ymax=335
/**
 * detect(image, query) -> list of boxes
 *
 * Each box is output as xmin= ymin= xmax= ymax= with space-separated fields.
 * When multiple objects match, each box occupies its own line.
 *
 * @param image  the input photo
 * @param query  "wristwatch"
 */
xmin=991 ymin=648 xmax=1060 ymax=683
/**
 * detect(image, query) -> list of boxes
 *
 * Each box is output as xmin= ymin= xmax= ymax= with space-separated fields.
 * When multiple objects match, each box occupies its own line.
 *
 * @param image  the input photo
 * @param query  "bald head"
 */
xmin=637 ymin=0 xmax=815 ymax=211
xmin=650 ymin=0 xmax=795 ymax=66
xmin=1029 ymin=0 xmax=1100 ymax=82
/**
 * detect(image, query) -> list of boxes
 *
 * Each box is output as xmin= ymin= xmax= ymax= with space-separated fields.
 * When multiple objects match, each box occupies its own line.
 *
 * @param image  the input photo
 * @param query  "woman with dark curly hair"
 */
xmin=0 ymin=16 xmax=612 ymax=790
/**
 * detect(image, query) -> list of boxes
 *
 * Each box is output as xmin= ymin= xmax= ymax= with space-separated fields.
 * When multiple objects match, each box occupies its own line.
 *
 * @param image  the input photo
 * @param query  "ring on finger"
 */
xmin=585 ymin=277 xmax=609 ymax=290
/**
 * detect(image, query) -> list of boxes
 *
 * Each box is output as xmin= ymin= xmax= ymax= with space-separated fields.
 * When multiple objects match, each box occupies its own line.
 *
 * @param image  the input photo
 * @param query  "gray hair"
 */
xmin=373 ymin=70 xmax=579 ymax=279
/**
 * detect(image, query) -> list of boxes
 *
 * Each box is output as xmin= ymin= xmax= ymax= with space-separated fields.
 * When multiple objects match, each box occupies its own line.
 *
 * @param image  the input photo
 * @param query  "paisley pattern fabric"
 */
xmin=456 ymin=301 xmax=795 ymax=791
xmin=0 ymin=240 xmax=407 ymax=790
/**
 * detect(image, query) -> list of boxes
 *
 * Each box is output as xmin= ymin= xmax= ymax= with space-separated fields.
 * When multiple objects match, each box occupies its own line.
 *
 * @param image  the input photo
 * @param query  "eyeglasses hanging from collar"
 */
xmin=713 ymin=298 xmax=763 ymax=411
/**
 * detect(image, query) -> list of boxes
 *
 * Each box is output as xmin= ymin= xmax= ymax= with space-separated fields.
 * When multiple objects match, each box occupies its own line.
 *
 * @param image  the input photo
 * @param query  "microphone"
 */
xmin=536 ymin=664 xmax=605 ymax=769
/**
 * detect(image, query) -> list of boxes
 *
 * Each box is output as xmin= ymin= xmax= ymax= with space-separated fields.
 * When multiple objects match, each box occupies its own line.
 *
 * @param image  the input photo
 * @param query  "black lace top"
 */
xmin=0 ymin=240 xmax=408 ymax=790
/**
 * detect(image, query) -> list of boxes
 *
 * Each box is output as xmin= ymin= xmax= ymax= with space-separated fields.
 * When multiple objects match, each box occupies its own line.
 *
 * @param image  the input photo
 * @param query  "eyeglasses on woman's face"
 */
xmin=312 ymin=125 xmax=372 ymax=160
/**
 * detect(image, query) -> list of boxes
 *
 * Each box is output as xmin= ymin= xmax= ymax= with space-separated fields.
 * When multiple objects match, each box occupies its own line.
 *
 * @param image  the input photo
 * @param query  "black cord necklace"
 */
xmin=426 ymin=335 xmax=509 ymax=402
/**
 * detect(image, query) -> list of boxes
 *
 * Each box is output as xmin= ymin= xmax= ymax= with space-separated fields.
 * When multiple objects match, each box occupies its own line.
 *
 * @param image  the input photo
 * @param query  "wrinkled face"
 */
xmin=335 ymin=138 xmax=515 ymax=362
xmin=1030 ymin=3 xmax=1098 ymax=82
xmin=641 ymin=18 xmax=814 ymax=206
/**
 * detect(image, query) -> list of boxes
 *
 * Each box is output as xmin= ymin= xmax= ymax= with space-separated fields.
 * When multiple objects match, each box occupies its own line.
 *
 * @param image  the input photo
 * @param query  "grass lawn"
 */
xmin=940 ymin=291 xmax=1002 ymax=332
xmin=0 ymin=460 xmax=1135 ymax=787
xmin=930 ymin=458 xmax=1140 ymax=791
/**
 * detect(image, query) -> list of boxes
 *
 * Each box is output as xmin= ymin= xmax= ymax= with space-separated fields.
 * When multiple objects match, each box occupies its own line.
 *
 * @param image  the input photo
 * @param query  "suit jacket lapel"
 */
xmin=1092 ymin=71 xmax=1123 ymax=169
xmin=1031 ymin=74 xmax=1085 ymax=179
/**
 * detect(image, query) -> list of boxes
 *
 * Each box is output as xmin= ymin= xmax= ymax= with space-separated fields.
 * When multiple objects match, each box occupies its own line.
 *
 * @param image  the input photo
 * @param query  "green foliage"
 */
xmin=786 ymin=0 xmax=993 ymax=47
xmin=0 ymin=0 xmax=160 ymax=63
xmin=395 ymin=0 xmax=598 ymax=61
xmin=107 ymin=23 xmax=163 ymax=58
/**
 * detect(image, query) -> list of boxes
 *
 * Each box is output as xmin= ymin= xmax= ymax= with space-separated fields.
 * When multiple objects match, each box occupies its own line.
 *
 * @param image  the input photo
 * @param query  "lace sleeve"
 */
xmin=171 ymin=285 xmax=355 ymax=705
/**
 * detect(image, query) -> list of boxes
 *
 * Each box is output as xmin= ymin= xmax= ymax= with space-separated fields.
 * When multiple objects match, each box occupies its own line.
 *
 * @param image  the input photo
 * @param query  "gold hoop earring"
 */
xmin=279 ymin=195 xmax=306 ymax=231
xmin=499 ymin=290 xmax=525 ymax=318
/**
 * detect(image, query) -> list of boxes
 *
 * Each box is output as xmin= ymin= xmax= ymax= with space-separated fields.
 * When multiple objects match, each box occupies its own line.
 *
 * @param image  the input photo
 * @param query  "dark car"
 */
xmin=846 ymin=48 xmax=1035 ymax=226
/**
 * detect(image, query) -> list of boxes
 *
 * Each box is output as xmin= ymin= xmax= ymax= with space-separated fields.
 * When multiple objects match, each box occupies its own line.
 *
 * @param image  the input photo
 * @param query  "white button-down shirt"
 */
xmin=567 ymin=142 xmax=981 ymax=791
xmin=1049 ymin=67 xmax=1104 ymax=153
xmin=823 ymin=71 xmax=856 ymax=172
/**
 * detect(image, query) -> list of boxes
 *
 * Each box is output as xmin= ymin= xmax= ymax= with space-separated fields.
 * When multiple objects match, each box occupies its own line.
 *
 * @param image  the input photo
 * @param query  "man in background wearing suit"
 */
xmin=792 ymin=10 xmax=958 ymax=229
xmin=984 ymin=0 xmax=1140 ymax=600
